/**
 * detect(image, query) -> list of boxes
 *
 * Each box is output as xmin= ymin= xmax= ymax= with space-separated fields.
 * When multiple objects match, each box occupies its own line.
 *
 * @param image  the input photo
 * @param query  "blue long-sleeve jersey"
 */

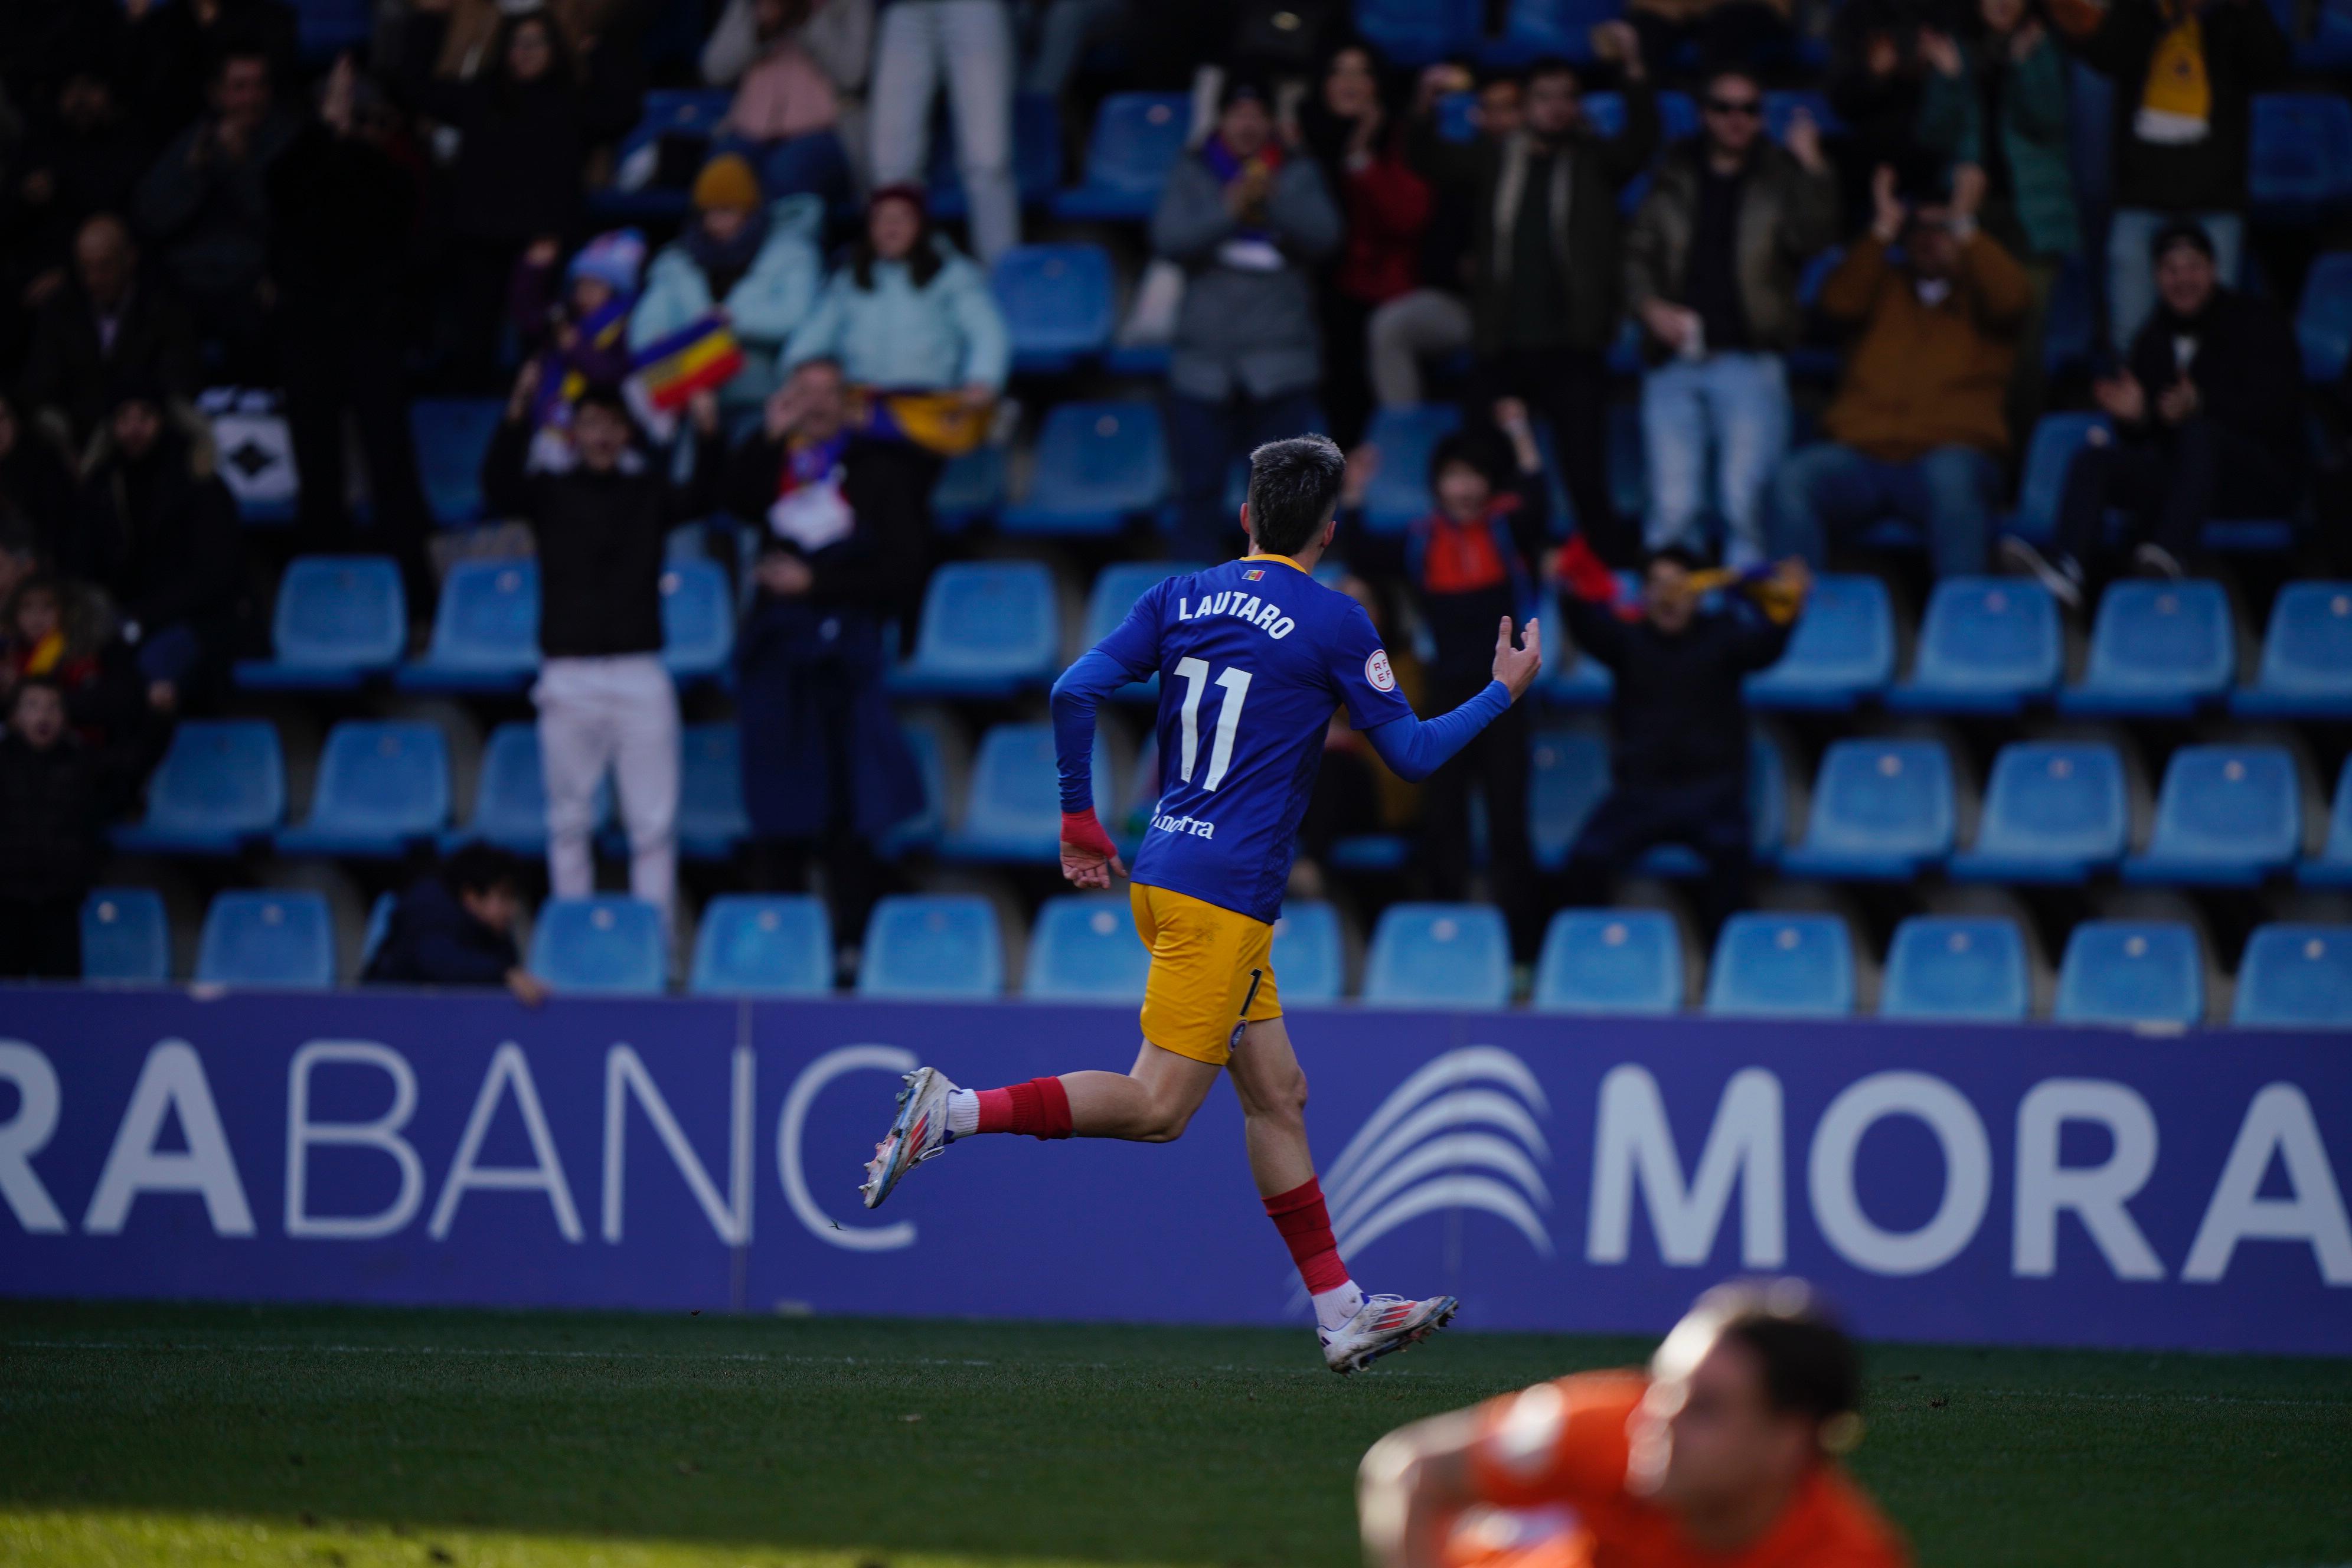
xmin=1052 ymin=554 xmax=1511 ymax=923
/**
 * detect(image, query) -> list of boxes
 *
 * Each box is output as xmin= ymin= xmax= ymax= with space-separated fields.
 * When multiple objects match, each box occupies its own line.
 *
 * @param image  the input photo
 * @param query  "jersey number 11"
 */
xmin=1173 ymin=657 xmax=1252 ymax=792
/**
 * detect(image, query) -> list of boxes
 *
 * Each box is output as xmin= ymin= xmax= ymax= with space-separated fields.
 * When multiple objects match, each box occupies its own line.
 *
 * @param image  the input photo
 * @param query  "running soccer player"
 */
xmin=860 ymin=434 xmax=1543 ymax=1374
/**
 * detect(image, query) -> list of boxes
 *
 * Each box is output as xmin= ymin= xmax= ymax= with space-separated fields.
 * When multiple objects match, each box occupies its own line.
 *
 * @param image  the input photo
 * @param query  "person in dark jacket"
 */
xmin=1553 ymin=542 xmax=1809 ymax=936
xmin=363 ymin=841 xmax=548 ymax=1002
xmin=2062 ymin=0 xmax=2288 ymax=345
xmin=2001 ymin=221 xmax=2304 ymax=604
xmin=1384 ymin=64 xmax=1521 ymax=413
xmin=723 ymin=358 xmax=927 ymax=972
xmin=267 ymin=57 xmax=435 ymax=613
xmin=3 ymin=70 xmax=149 ymax=316
xmin=482 ymin=369 xmax=722 ymax=929
xmin=18 ymin=214 xmax=200 ymax=450
xmin=0 ymin=393 xmax=77 ymax=569
xmin=0 ymin=677 xmax=140 ymax=979
xmin=70 ymin=381 xmax=244 ymax=713
xmin=1343 ymin=400 xmax=1549 ymax=960
xmin=1464 ymin=34 xmax=1659 ymax=566
xmin=125 ymin=0 xmax=300 ymax=141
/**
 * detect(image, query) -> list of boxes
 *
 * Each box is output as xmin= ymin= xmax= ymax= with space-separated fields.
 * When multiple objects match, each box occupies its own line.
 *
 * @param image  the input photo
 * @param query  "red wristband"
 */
xmin=1061 ymin=809 xmax=1117 ymax=858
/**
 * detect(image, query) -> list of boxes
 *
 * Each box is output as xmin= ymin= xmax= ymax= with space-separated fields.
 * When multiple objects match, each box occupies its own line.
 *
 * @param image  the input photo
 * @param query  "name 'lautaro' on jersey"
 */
xmin=1174 ymin=586 xmax=1298 ymax=641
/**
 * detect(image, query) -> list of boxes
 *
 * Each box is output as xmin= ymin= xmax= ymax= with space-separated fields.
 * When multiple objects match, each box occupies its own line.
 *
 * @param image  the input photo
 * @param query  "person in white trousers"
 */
xmin=535 ymin=652 xmax=680 ymax=919
xmin=867 ymin=0 xmax=1019 ymax=265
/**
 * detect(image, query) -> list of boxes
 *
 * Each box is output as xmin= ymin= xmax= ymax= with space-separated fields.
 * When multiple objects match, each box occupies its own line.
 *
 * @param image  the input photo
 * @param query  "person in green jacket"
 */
xmin=1916 ymin=0 xmax=2081 ymax=441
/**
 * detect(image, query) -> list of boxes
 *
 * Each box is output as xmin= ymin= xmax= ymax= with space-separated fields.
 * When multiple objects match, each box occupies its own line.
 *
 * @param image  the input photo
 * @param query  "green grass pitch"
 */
xmin=2 ymin=1302 xmax=2348 ymax=1568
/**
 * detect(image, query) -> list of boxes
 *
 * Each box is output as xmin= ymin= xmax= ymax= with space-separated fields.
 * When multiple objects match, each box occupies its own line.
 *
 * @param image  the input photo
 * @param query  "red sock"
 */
xmin=1263 ymin=1177 xmax=1352 ymax=1294
xmin=975 ymin=1077 xmax=1074 ymax=1140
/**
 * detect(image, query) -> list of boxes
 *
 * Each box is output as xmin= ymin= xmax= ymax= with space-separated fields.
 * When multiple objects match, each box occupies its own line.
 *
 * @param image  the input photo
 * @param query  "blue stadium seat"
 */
xmin=2054 ymin=920 xmax=2203 ymax=1027
xmin=2005 ymin=412 xmax=2106 ymax=543
xmin=196 ymin=891 xmax=334 ymax=989
xmin=931 ymin=443 xmax=1007 ymax=531
xmin=410 ymin=398 xmax=505 ymax=526
xmin=1357 ymin=0 xmax=1481 ymax=63
xmin=1528 ymin=729 xmax=1612 ymax=870
xmin=2122 ymin=744 xmax=2301 ymax=886
xmin=2041 ymin=253 xmax=2096 ymax=378
xmin=1085 ymin=560 xmax=1204 ymax=701
xmin=689 ymin=895 xmax=832 ymax=996
xmin=1361 ymin=404 xmax=1458 ymax=531
xmin=360 ymin=890 xmax=395 ymax=974
xmin=890 ymin=561 xmax=1060 ymax=696
xmin=2232 ymin=582 xmax=2352 ymax=718
xmin=1025 ymin=894 xmax=1151 ymax=999
xmin=294 ymin=0 xmax=373 ymax=58
xmin=278 ymin=721 xmax=452 ymax=857
xmin=400 ymin=558 xmax=540 ymax=692
xmin=1583 ymin=90 xmax=1703 ymax=142
xmin=2297 ymin=251 xmax=2352 ymax=384
xmin=945 ymin=723 xmax=1112 ymax=863
xmin=1764 ymin=90 xmax=1844 ymax=141
xmin=2301 ymin=759 xmax=2352 ymax=887
xmin=1054 ymin=93 xmax=1192 ymax=220
xmin=450 ymin=723 xmax=606 ymax=854
xmin=2232 ymin=923 xmax=2352 ymax=1027
xmin=858 ymin=894 xmax=1004 ymax=997
xmin=929 ymin=91 xmax=1061 ymax=215
xmin=236 ymin=556 xmax=407 ymax=690
xmin=661 ymin=561 xmax=733 ymax=680
xmin=1487 ymin=0 xmax=1618 ymax=62
xmin=678 ymin=723 xmax=749 ymax=861
xmin=999 ymin=401 xmax=1170 ymax=534
xmin=1949 ymin=741 xmax=2126 ymax=884
xmin=114 ymin=720 xmax=286 ymax=854
xmin=992 ymin=244 xmax=1116 ymax=372
xmin=597 ymin=90 xmax=734 ymax=221
xmin=1890 ymin=577 xmax=2062 ymax=714
xmin=1744 ymin=574 xmax=1894 ymax=711
xmin=1364 ymin=904 xmax=1511 ymax=1008
xmin=81 ymin=888 xmax=169 ymax=983
xmin=2249 ymin=93 xmax=2352 ymax=217
xmin=879 ymin=722 xmax=946 ymax=859
xmin=1272 ymin=902 xmax=1343 ymax=1004
xmin=1533 ymin=909 xmax=1683 ymax=1014
xmin=2059 ymin=580 xmax=2235 ymax=716
xmin=1780 ymin=739 xmax=1956 ymax=880
xmin=1880 ymin=916 xmax=2029 ymax=1021
xmin=1704 ymin=913 xmax=1856 ymax=1017
xmin=528 ymin=897 xmax=666 ymax=995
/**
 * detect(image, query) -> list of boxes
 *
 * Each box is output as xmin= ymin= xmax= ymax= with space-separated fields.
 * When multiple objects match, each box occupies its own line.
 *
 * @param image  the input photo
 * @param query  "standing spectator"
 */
xmin=1299 ymin=41 xmax=1433 ymax=449
xmin=1342 ymin=404 xmax=1548 ymax=961
xmin=1382 ymin=65 xmax=1522 ymax=412
xmin=1553 ymin=540 xmax=1809 ymax=937
xmin=867 ymin=0 xmax=1019 ymax=264
xmin=1628 ymin=0 xmax=1795 ymax=75
xmin=480 ymin=369 xmax=723 ymax=929
xmin=362 ymin=842 xmax=549 ymax=1004
xmin=397 ymin=1 xmax=640 ymax=389
xmin=1769 ymin=168 xmax=2030 ymax=580
xmin=267 ymin=57 xmax=435 ymax=611
xmin=1465 ymin=39 xmax=1657 ymax=565
xmin=2063 ymin=0 xmax=2288 ymax=346
xmin=514 ymin=228 xmax=646 ymax=469
xmin=414 ymin=0 xmax=638 ymax=81
xmin=1826 ymin=0 xmax=1934 ymax=231
xmin=2001 ymin=221 xmax=2302 ymax=602
xmin=130 ymin=45 xmax=296 ymax=379
xmin=1916 ymin=0 xmax=2080 ymax=436
xmin=701 ymin=0 xmax=873 ymax=205
xmin=0 ymin=677 xmax=139 ymax=979
xmin=631 ymin=155 xmax=825 ymax=417
xmin=19 ymin=214 xmax=200 ymax=452
xmin=70 ymin=381 xmax=244 ymax=714
xmin=1154 ymin=79 xmax=1342 ymax=563
xmin=125 ymin=0 xmax=300 ymax=141
xmin=723 ymin=360 xmax=927 ymax=965
xmin=1626 ymin=67 xmax=1838 ymax=568
xmin=0 ymin=391 xmax=78 ymax=567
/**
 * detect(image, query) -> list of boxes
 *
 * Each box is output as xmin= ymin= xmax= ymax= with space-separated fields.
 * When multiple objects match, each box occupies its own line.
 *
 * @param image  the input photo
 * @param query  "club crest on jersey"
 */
xmin=1244 ymin=568 xmax=1265 ymax=581
xmin=1365 ymin=648 xmax=1397 ymax=692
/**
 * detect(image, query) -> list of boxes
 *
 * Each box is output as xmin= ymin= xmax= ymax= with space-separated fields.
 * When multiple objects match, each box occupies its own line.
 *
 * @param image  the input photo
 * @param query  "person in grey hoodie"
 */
xmin=1154 ymin=77 xmax=1342 ymax=563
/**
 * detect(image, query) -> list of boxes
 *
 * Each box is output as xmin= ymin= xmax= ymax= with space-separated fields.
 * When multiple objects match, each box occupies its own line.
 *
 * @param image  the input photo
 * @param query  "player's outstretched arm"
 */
xmin=1360 ymin=616 xmax=1541 ymax=782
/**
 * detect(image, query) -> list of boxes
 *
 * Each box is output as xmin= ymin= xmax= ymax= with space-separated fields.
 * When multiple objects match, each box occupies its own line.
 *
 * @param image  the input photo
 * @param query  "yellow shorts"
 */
xmin=1130 ymin=883 xmax=1283 ymax=1066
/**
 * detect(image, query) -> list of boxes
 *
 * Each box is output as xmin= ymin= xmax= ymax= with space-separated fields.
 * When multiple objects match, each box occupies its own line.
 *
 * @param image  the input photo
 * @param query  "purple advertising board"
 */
xmin=1 ymin=988 xmax=2346 ymax=1354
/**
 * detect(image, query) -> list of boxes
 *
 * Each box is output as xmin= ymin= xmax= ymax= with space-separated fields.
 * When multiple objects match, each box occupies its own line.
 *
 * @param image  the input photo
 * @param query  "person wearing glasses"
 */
xmin=1625 ymin=66 xmax=1838 ymax=570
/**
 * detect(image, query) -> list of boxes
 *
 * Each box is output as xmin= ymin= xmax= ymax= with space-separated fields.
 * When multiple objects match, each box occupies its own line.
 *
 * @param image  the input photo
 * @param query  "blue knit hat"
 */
xmin=566 ymin=228 xmax=647 ymax=298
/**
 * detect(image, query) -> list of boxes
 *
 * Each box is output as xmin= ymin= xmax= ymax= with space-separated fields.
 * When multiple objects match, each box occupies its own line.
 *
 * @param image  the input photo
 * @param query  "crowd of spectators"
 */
xmin=0 ymin=0 xmax=2344 ymax=988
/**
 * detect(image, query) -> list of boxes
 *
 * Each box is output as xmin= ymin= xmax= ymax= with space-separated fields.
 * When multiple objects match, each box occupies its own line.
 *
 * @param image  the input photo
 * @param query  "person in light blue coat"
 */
xmin=629 ymin=158 xmax=827 ymax=414
xmin=782 ymin=183 xmax=1010 ymax=396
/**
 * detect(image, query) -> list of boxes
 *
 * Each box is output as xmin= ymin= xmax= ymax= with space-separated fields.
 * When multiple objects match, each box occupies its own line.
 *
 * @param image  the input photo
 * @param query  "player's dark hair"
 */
xmin=1246 ymin=435 xmax=1347 ymax=557
xmin=442 ymin=841 xmax=525 ymax=901
xmin=1682 ymin=1279 xmax=1861 ymax=1435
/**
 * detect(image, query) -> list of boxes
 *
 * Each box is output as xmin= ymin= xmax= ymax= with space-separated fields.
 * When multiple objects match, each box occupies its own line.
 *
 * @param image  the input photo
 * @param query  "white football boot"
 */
xmin=860 ymin=1066 xmax=959 ymax=1210
xmin=1321 ymin=1292 xmax=1459 ymax=1374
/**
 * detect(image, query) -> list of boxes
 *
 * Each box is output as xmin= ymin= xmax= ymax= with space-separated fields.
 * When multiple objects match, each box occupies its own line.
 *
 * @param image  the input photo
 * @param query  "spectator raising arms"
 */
xmin=1770 ymin=167 xmax=2030 ymax=580
xmin=631 ymin=155 xmax=825 ymax=417
xmin=363 ymin=842 xmax=548 ymax=1005
xmin=515 ymin=227 xmax=647 ymax=469
xmin=19 ymin=214 xmax=199 ymax=452
xmin=1155 ymin=79 xmax=1342 ymax=564
xmin=701 ymin=0 xmax=873 ymax=205
xmin=724 ymin=360 xmax=929 ymax=971
xmin=2003 ymin=222 xmax=2304 ymax=604
xmin=867 ymin=0 xmax=1019 ymax=264
xmin=1383 ymin=64 xmax=1521 ymax=412
xmin=1465 ymin=39 xmax=1658 ymax=566
xmin=1626 ymin=66 xmax=1837 ymax=569
xmin=481 ymin=371 xmax=725 ymax=931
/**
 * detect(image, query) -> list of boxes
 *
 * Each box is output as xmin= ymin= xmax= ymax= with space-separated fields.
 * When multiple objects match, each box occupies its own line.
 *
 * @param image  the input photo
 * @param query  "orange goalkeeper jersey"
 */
xmin=1455 ymin=1372 xmax=1909 ymax=1568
